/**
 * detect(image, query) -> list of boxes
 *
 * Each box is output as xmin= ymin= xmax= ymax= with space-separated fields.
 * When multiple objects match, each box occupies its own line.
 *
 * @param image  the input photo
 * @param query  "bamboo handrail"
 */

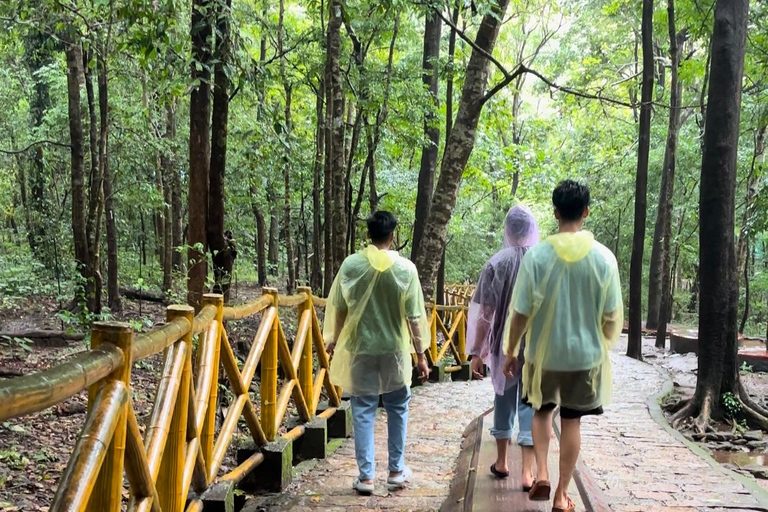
xmin=1 ymin=282 xmax=474 ymax=510
xmin=0 ymin=345 xmax=124 ymax=421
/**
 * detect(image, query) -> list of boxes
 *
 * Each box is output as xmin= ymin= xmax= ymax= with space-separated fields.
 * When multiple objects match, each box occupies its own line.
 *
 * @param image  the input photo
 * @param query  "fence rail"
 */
xmin=0 ymin=283 xmax=475 ymax=511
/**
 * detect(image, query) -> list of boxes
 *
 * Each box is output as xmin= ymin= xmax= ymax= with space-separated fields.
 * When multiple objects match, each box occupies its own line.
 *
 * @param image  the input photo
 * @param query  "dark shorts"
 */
xmin=524 ymin=399 xmax=604 ymax=419
xmin=521 ymin=366 xmax=605 ymax=419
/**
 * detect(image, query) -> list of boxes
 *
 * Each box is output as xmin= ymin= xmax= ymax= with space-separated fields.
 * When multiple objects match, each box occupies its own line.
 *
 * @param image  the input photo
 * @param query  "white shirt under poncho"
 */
xmin=324 ymin=245 xmax=430 ymax=397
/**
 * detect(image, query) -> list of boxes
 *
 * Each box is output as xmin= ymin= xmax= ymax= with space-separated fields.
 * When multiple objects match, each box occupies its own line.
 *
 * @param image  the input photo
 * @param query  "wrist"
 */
xmin=417 ymin=352 xmax=427 ymax=361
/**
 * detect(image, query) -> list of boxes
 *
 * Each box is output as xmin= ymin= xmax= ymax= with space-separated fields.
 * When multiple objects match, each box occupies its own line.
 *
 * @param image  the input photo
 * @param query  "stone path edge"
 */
xmin=552 ymin=416 xmax=613 ymax=512
xmin=646 ymin=362 xmax=768 ymax=506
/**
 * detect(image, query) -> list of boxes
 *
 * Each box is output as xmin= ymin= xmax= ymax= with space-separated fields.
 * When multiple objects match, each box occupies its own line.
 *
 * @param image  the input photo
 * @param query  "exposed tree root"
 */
xmin=739 ymin=383 xmax=768 ymax=418
xmin=670 ymin=397 xmax=697 ymax=429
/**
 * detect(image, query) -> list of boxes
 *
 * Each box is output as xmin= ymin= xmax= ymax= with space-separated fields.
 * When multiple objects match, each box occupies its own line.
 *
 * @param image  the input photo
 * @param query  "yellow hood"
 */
xmin=362 ymin=245 xmax=396 ymax=272
xmin=546 ymin=231 xmax=595 ymax=263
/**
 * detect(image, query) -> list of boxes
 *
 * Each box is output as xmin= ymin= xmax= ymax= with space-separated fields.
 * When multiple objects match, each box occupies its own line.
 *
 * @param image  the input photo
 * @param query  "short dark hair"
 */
xmin=367 ymin=211 xmax=398 ymax=243
xmin=552 ymin=180 xmax=591 ymax=221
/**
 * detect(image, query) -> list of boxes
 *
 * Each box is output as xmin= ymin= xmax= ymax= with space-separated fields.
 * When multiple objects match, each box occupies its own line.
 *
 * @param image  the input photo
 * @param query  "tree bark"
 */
xmin=654 ymin=2 xmax=685 ymax=348
xmin=411 ymin=11 xmax=441 ymax=262
xmin=626 ymin=0 xmax=654 ymax=361
xmin=161 ymin=102 xmax=176 ymax=293
xmin=188 ymin=0 xmax=213 ymax=311
xmin=414 ymin=0 xmax=511 ymax=300
xmin=209 ymin=0 xmax=234 ymax=303
xmin=692 ymin=0 xmax=749 ymax=424
xmin=327 ymin=0 xmax=347 ymax=278
xmin=279 ymin=0 xmax=296 ymax=294
xmin=64 ymin=38 xmax=92 ymax=310
xmin=311 ymin=81 xmax=325 ymax=292
xmin=267 ymin=193 xmax=279 ymax=275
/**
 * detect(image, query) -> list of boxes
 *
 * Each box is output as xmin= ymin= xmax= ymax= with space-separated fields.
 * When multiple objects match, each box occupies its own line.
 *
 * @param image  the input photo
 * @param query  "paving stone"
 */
xmin=244 ymin=338 xmax=768 ymax=511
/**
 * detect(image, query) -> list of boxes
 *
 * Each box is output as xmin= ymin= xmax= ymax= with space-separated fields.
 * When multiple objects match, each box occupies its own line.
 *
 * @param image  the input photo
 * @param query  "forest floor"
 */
xmin=636 ymin=336 xmax=768 ymax=491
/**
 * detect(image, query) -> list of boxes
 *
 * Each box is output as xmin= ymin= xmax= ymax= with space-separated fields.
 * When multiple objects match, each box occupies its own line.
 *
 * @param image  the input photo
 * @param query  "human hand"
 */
xmin=471 ymin=356 xmax=484 ymax=380
xmin=416 ymin=353 xmax=430 ymax=382
xmin=503 ymin=354 xmax=518 ymax=378
xmin=325 ymin=342 xmax=336 ymax=359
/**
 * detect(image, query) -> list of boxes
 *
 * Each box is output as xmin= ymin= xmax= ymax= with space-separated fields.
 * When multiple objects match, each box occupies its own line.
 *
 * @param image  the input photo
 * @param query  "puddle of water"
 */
xmin=712 ymin=450 xmax=768 ymax=467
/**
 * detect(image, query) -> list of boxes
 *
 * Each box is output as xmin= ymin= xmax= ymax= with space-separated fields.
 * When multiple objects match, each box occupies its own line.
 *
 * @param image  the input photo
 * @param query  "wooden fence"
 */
xmin=0 ymin=284 xmax=475 ymax=512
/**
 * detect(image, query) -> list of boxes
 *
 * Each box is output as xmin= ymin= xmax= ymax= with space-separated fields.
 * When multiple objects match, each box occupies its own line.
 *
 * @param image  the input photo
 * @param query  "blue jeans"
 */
xmin=350 ymin=386 xmax=410 ymax=481
xmin=491 ymin=377 xmax=533 ymax=446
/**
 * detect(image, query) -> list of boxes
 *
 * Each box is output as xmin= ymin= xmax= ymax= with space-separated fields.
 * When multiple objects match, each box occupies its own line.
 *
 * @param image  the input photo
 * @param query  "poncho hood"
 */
xmin=547 ymin=231 xmax=595 ymax=263
xmin=362 ymin=245 xmax=396 ymax=272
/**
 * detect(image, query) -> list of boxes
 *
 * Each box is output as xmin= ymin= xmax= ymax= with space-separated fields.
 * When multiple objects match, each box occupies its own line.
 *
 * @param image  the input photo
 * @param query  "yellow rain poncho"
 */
xmin=503 ymin=231 xmax=623 ymax=410
xmin=324 ymin=245 xmax=430 ymax=397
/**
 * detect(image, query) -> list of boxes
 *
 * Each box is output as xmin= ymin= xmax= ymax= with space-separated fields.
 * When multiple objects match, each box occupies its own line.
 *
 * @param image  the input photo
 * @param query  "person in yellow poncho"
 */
xmin=502 ymin=181 xmax=623 ymax=512
xmin=324 ymin=211 xmax=431 ymax=496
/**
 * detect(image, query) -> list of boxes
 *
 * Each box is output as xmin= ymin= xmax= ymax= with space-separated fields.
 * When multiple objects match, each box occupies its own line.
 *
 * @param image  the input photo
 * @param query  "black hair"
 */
xmin=552 ymin=180 xmax=591 ymax=221
xmin=367 ymin=211 xmax=398 ymax=244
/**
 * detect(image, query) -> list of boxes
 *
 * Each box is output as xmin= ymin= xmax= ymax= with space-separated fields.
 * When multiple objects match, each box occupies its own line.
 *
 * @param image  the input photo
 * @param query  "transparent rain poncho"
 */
xmin=324 ymin=245 xmax=430 ymax=397
xmin=466 ymin=205 xmax=540 ymax=395
xmin=503 ymin=231 xmax=623 ymax=410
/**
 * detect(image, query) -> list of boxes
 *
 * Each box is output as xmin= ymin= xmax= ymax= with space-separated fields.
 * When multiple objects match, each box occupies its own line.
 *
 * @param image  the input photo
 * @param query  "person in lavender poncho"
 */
xmin=467 ymin=205 xmax=539 ymax=489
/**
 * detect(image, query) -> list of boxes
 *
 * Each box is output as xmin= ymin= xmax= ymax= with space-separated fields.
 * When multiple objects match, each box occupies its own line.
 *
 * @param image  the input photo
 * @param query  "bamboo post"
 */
xmin=86 ymin=322 xmax=134 ymax=512
xmin=430 ymin=305 xmax=438 ymax=363
xmin=157 ymin=305 xmax=194 ymax=512
xmin=201 ymin=294 xmax=224 ymax=471
xmin=458 ymin=310 xmax=467 ymax=363
xmin=262 ymin=288 xmax=279 ymax=441
xmin=297 ymin=286 xmax=314 ymax=417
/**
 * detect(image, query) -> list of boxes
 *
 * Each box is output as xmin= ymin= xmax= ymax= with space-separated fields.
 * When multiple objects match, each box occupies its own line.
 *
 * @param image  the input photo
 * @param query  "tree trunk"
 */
xmin=311 ymin=81 xmax=325 ymax=292
xmin=411 ymin=11 xmax=441 ymax=262
xmin=268 ymin=193 xmax=279 ymax=275
xmin=171 ymin=109 xmax=184 ymax=273
xmin=690 ymin=0 xmax=748 ymax=427
xmin=251 ymin=202 xmax=267 ymax=287
xmin=327 ymin=0 xmax=347 ymax=278
xmin=24 ymin=31 xmax=53 ymax=263
xmin=626 ymin=0 xmax=654 ymax=361
xmin=188 ymin=0 xmax=213 ymax=311
xmin=161 ymin=102 xmax=176 ymax=293
xmin=64 ymin=38 xmax=92 ymax=310
xmin=414 ymin=0 xmax=510 ymax=300
xmin=279 ymin=0 xmax=296 ymax=294
xmin=209 ymin=0 xmax=234 ymax=303
xmin=654 ymin=2 xmax=684 ymax=348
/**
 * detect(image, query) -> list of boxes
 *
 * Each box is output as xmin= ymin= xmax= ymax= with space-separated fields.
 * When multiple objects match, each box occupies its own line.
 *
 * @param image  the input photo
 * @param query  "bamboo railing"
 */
xmin=0 ymin=284 xmax=475 ymax=511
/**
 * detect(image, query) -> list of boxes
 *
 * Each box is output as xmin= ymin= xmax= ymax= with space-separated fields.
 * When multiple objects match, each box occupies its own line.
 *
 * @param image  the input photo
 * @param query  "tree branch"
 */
xmin=0 ymin=140 xmax=71 ymax=155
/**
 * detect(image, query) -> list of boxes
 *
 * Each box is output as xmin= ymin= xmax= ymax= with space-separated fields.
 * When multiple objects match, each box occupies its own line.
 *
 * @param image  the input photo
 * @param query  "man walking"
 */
xmin=324 ymin=211 xmax=431 ymax=495
xmin=503 ymin=180 xmax=623 ymax=512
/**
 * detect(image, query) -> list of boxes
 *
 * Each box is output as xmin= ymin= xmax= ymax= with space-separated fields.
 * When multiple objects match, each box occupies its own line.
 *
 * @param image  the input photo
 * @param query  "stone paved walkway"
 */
xmin=245 ymin=341 xmax=768 ymax=512
xmin=579 ymin=339 xmax=768 ymax=512
xmin=244 ymin=377 xmax=496 ymax=511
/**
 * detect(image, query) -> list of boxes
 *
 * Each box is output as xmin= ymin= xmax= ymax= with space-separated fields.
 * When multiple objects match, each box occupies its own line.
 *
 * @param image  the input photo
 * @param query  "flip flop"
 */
xmin=552 ymin=496 xmax=576 ymax=512
xmin=523 ymin=478 xmax=536 ymax=493
xmin=490 ymin=463 xmax=509 ymax=479
xmin=528 ymin=479 xmax=552 ymax=501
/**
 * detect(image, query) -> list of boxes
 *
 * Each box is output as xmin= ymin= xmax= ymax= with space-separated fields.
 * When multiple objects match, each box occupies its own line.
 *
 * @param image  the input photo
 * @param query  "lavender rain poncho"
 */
xmin=466 ymin=206 xmax=540 ymax=395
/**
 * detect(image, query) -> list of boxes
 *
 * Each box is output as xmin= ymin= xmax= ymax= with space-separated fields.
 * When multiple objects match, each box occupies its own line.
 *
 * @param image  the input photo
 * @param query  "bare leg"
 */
xmin=495 ymin=439 xmax=509 ymax=473
xmin=532 ymin=409 xmax=553 ymax=483
xmin=521 ymin=446 xmax=535 ymax=488
xmin=554 ymin=417 xmax=581 ymax=508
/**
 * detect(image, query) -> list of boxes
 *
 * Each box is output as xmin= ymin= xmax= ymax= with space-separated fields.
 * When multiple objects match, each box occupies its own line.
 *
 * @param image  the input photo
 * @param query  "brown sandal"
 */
xmin=528 ymin=480 xmax=551 ymax=501
xmin=553 ymin=496 xmax=576 ymax=512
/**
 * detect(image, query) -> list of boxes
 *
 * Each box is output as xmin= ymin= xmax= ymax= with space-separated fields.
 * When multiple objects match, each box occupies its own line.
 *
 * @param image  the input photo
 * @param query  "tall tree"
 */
xmin=64 ymin=38 xmax=92 ymax=310
xmin=187 ymin=0 xmax=213 ymax=310
xmin=626 ymin=0 xmax=654 ymax=361
xmin=327 ymin=0 xmax=346 ymax=279
xmin=209 ymin=0 xmax=234 ymax=302
xmin=411 ymin=11 xmax=441 ymax=262
xmin=278 ymin=0 xmax=296 ymax=293
xmin=672 ymin=0 xmax=766 ymax=431
xmin=651 ymin=0 xmax=686 ymax=347
xmin=310 ymin=80 xmax=325 ymax=292
xmin=414 ymin=0 xmax=511 ymax=299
